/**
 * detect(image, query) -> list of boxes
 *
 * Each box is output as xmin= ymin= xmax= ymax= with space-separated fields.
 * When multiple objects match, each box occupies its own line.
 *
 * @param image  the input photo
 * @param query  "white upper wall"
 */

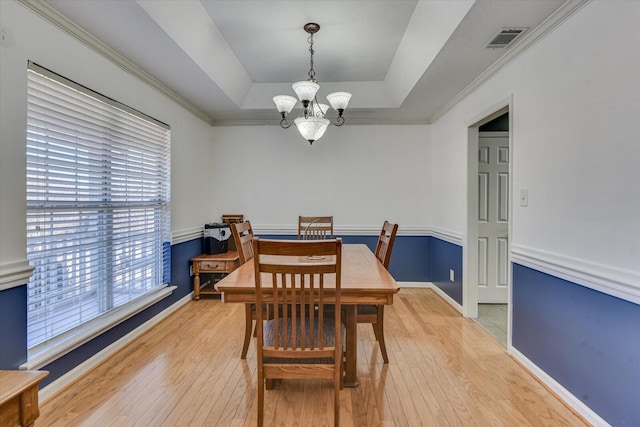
xmin=430 ymin=0 xmax=640 ymax=274
xmin=0 ymin=0 xmax=431 ymax=290
xmin=208 ymin=124 xmax=431 ymax=232
xmin=0 ymin=0 xmax=215 ymax=283
xmin=3 ymin=0 xmax=638 ymax=295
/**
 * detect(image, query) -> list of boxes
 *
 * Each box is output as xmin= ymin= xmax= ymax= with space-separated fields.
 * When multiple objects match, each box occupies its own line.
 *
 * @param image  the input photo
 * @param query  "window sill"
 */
xmin=21 ymin=285 xmax=176 ymax=370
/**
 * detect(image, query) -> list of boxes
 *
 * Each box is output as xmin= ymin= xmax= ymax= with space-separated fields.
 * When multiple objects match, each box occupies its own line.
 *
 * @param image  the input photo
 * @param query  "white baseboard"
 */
xmin=398 ymin=281 xmax=432 ymax=288
xmin=420 ymin=282 xmax=608 ymax=425
xmin=419 ymin=282 xmax=464 ymax=314
xmin=38 ymin=293 xmax=193 ymax=403
xmin=509 ymin=347 xmax=610 ymax=427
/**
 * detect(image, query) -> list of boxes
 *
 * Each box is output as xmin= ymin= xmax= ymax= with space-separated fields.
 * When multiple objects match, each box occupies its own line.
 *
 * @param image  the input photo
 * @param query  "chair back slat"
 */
xmin=298 ymin=216 xmax=334 ymax=240
xmin=375 ymin=221 xmax=399 ymax=269
xmin=253 ymin=238 xmax=341 ymax=354
xmin=231 ymin=221 xmax=255 ymax=265
xmin=253 ymin=238 xmax=343 ymax=427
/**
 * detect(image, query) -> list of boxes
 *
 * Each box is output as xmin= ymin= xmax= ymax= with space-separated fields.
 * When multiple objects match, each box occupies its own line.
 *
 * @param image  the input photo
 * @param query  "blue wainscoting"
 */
xmin=36 ymin=239 xmax=201 ymax=387
xmin=259 ymin=234 xmax=432 ymax=282
xmin=430 ymin=238 xmax=463 ymax=305
xmin=512 ymin=263 xmax=640 ymax=427
xmin=0 ymin=285 xmax=27 ymax=369
xmin=0 ymin=239 xmax=201 ymax=387
xmin=0 ymin=233 xmax=438 ymax=388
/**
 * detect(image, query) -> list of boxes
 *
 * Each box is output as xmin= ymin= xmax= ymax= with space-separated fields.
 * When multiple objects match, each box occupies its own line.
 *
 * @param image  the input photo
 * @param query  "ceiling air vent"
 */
xmin=484 ymin=28 xmax=528 ymax=49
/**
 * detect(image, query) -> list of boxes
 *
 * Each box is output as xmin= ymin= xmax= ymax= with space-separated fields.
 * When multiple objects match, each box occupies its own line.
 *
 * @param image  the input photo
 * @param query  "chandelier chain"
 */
xmin=308 ymin=33 xmax=316 ymax=80
xmin=272 ymin=22 xmax=351 ymax=144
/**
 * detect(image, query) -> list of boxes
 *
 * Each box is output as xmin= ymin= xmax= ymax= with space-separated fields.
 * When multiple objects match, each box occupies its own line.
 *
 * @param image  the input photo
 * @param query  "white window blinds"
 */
xmin=26 ymin=62 xmax=171 ymax=350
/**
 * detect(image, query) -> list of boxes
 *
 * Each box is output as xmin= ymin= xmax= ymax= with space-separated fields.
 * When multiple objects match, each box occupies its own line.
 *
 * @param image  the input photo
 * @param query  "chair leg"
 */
xmin=339 ymin=350 xmax=345 ymax=390
xmin=335 ymin=350 xmax=341 ymax=426
xmin=377 ymin=306 xmax=389 ymax=363
xmin=241 ymin=303 xmax=253 ymax=359
xmin=257 ymin=371 xmax=264 ymax=427
xmin=334 ymin=380 xmax=340 ymax=427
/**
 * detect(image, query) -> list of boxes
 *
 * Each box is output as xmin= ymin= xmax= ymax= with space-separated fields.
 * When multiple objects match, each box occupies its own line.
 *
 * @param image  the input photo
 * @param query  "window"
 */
xmin=26 ymin=62 xmax=171 ymax=352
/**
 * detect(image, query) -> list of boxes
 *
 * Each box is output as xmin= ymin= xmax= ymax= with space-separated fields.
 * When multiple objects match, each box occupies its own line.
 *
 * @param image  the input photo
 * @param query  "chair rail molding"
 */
xmin=511 ymin=244 xmax=640 ymax=305
xmin=172 ymin=224 xmax=460 ymax=243
xmin=430 ymin=226 xmax=463 ymax=246
xmin=0 ymin=259 xmax=34 ymax=291
xmin=253 ymin=224 xmax=435 ymax=237
xmin=172 ymin=227 xmax=204 ymax=245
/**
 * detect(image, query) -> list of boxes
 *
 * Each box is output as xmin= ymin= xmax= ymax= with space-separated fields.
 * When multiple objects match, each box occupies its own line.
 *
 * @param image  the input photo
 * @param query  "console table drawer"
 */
xmin=200 ymin=260 xmax=229 ymax=272
xmin=190 ymin=251 xmax=240 ymax=300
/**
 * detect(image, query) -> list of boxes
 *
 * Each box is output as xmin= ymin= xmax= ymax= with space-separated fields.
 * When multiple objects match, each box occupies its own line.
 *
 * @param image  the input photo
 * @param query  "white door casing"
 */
xmin=478 ymin=131 xmax=509 ymax=303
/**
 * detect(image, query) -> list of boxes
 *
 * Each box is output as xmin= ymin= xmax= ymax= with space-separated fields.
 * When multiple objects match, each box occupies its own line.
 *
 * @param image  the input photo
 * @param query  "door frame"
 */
xmin=463 ymin=96 xmax=513 ymax=347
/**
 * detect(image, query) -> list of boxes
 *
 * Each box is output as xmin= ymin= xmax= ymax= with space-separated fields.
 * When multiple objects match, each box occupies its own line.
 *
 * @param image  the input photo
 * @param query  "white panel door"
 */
xmin=478 ymin=132 xmax=509 ymax=303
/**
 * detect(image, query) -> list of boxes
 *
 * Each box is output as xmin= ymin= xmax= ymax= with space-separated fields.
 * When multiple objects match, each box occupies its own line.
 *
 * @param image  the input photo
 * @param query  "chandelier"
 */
xmin=273 ymin=23 xmax=352 ymax=145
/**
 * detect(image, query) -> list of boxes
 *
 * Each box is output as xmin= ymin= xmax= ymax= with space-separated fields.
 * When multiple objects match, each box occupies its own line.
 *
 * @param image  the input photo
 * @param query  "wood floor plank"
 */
xmin=38 ymin=289 xmax=589 ymax=426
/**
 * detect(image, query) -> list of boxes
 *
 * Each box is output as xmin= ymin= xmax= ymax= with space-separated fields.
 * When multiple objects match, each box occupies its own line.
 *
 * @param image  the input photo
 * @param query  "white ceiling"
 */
xmin=42 ymin=0 xmax=574 ymax=125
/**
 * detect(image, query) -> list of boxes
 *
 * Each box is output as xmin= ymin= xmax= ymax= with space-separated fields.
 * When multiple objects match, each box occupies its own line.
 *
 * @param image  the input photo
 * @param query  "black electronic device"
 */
xmin=203 ymin=222 xmax=231 ymax=254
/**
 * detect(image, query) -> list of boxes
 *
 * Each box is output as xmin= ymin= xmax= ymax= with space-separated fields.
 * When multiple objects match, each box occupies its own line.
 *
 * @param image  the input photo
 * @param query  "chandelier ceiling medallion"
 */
xmin=273 ymin=23 xmax=352 ymax=145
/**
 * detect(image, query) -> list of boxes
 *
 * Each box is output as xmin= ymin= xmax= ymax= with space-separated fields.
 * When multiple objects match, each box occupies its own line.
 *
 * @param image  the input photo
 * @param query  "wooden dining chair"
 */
xmin=298 ymin=216 xmax=334 ymax=240
xmin=230 ymin=221 xmax=259 ymax=359
xmin=253 ymin=238 xmax=344 ymax=427
xmin=357 ymin=221 xmax=398 ymax=363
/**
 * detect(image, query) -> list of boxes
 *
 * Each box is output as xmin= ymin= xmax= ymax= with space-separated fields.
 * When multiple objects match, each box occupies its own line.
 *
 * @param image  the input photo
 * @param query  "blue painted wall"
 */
xmin=3 ymin=234 xmax=637 ymax=427
xmin=430 ymin=238 xmax=463 ymax=304
xmin=512 ymin=264 xmax=640 ymax=427
xmin=259 ymin=234 xmax=431 ymax=282
xmin=0 ymin=239 xmax=201 ymax=387
xmin=3 ymin=234 xmax=431 ymax=384
xmin=0 ymin=285 xmax=27 ymax=369
xmin=0 ymin=234 xmax=456 ymax=387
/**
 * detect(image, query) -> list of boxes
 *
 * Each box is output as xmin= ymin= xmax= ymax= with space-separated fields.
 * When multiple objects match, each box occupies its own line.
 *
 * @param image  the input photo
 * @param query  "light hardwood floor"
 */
xmin=38 ymin=289 xmax=588 ymax=426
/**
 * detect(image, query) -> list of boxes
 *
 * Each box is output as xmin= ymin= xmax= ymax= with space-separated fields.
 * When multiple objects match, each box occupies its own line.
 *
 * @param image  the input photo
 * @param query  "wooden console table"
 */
xmin=191 ymin=251 xmax=240 ymax=300
xmin=0 ymin=370 xmax=49 ymax=427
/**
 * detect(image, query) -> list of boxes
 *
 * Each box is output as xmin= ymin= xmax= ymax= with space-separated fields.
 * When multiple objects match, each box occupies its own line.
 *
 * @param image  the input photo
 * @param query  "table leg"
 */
xmin=193 ymin=272 xmax=200 ymax=300
xmin=343 ymin=305 xmax=359 ymax=387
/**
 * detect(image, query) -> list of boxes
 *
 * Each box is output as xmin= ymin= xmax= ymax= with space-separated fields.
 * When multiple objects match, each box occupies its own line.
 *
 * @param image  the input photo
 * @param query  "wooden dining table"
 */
xmin=216 ymin=243 xmax=399 ymax=387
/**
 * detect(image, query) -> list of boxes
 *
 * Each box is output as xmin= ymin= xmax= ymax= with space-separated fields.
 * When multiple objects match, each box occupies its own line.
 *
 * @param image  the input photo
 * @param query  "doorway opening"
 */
xmin=464 ymin=100 xmax=512 ymax=348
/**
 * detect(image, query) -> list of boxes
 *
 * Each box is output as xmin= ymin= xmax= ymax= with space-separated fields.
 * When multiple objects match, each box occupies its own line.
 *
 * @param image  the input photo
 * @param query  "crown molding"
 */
xmin=18 ymin=0 xmax=215 ymax=126
xmin=17 ymin=0 xmax=590 ymax=130
xmin=430 ymin=0 xmax=591 ymax=123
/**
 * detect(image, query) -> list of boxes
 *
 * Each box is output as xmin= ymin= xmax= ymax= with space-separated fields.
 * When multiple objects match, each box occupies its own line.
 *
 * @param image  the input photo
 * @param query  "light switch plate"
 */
xmin=519 ymin=189 xmax=529 ymax=207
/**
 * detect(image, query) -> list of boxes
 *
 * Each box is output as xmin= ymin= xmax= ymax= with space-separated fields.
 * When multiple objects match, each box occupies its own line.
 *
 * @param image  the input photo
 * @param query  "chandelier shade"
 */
xmin=316 ymin=103 xmax=330 ymax=117
xmin=294 ymin=116 xmax=330 ymax=144
xmin=273 ymin=95 xmax=297 ymax=114
xmin=274 ymin=23 xmax=351 ymax=145
xmin=292 ymin=81 xmax=320 ymax=103
xmin=327 ymin=92 xmax=352 ymax=113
